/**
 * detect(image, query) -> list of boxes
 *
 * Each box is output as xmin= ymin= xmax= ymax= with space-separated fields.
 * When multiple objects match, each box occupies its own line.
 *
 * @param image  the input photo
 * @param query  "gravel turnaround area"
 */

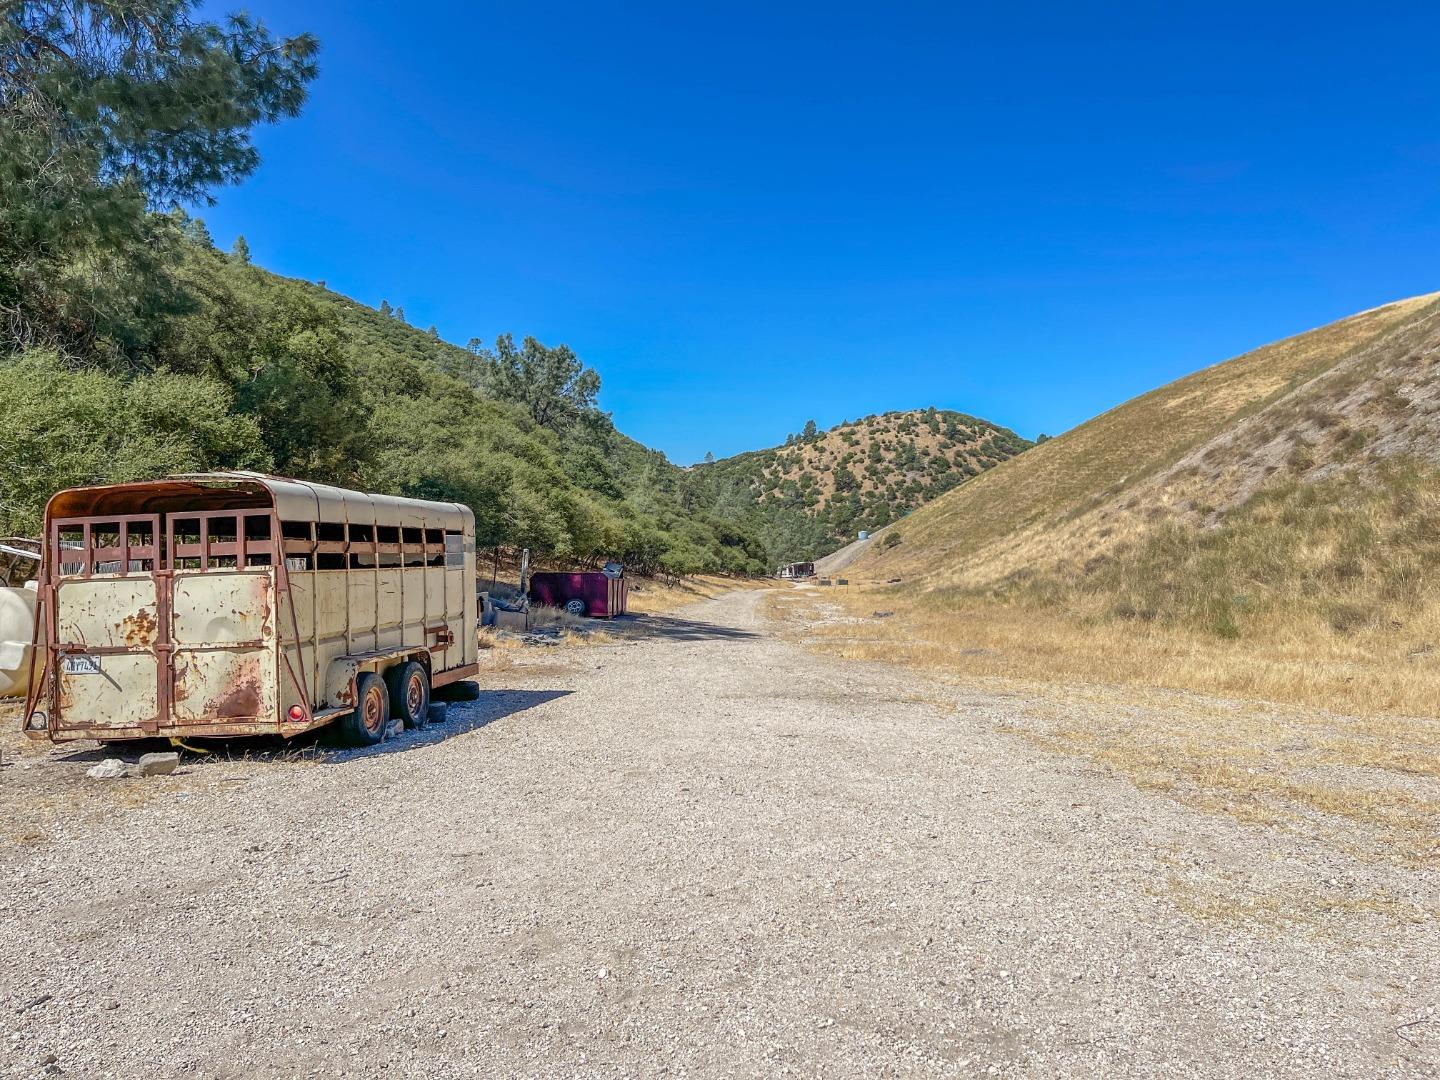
xmin=2 ymin=589 xmax=1437 ymax=1079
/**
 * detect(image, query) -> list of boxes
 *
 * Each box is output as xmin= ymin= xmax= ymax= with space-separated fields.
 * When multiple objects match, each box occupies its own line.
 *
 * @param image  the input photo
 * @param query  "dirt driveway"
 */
xmin=2 ymin=590 xmax=1436 ymax=1078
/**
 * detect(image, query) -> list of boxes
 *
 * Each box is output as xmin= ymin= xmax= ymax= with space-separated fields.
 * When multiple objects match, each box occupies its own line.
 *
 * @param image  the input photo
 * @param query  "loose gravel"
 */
xmin=1 ymin=590 xmax=1436 ymax=1078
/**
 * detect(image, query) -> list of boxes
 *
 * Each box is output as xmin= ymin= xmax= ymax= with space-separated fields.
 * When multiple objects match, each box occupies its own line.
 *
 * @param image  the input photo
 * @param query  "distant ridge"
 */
xmin=685 ymin=409 xmax=1031 ymax=564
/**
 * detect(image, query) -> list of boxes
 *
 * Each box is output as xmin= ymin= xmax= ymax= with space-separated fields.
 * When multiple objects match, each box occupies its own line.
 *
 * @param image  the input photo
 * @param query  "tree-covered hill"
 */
xmin=0 ymin=235 xmax=770 ymax=576
xmin=682 ymin=411 xmax=1032 ymax=566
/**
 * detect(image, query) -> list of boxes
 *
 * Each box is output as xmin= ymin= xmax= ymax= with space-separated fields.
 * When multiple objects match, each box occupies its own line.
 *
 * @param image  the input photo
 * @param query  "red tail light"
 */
xmin=287 ymin=704 xmax=306 ymax=721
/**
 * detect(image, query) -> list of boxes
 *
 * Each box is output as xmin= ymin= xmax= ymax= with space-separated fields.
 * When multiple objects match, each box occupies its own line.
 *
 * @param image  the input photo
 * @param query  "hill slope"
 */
xmin=686 ymin=410 xmax=1031 ymax=565
xmin=860 ymin=294 xmax=1438 ymax=592
xmin=841 ymin=292 xmax=1440 ymax=712
xmin=0 ymin=239 xmax=770 ymax=577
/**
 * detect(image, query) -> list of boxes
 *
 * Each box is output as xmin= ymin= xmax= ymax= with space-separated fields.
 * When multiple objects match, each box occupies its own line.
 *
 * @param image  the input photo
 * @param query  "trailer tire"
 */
xmin=563 ymin=598 xmax=587 ymax=617
xmin=387 ymin=661 xmax=430 ymax=730
xmin=435 ymin=679 xmax=481 ymax=702
xmin=336 ymin=672 xmax=389 ymax=748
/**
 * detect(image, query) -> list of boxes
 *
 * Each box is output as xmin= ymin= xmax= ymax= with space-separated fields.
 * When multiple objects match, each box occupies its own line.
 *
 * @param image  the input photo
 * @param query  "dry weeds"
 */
xmin=625 ymin=573 xmax=778 ymax=615
xmin=770 ymin=587 xmax=1440 ymax=865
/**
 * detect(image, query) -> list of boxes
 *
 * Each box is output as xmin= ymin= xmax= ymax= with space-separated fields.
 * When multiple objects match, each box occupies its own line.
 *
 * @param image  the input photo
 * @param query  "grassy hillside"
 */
xmin=685 ymin=409 xmax=1031 ymax=565
xmin=0 ymin=237 xmax=770 ymax=577
xmin=835 ymin=292 xmax=1440 ymax=716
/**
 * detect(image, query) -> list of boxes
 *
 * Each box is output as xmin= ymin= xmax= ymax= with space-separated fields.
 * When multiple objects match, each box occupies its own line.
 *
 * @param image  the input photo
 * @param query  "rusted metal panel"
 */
xmin=172 ymin=572 xmax=273 ymax=645
xmin=285 ymin=570 xmax=317 ymax=639
xmin=172 ymin=648 xmax=276 ymax=723
xmin=170 ymin=570 xmax=277 ymax=725
xmin=312 ymin=572 xmax=346 ymax=640
xmin=56 ymin=577 xmax=158 ymax=648
xmin=376 ymin=569 xmax=403 ymax=650
xmin=400 ymin=568 xmax=425 ymax=639
xmin=50 ymin=575 xmax=160 ymax=733
xmin=346 ymin=572 xmax=377 ymax=653
xmin=58 ymin=653 xmax=158 ymax=731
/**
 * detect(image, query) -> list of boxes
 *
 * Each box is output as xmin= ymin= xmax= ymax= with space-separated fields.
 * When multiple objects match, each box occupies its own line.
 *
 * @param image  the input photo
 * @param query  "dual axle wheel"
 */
xmin=335 ymin=661 xmax=448 ymax=748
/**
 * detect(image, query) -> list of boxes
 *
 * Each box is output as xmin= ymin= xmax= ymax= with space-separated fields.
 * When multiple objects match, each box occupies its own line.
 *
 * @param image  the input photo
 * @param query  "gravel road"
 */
xmin=2 ymin=589 xmax=1436 ymax=1079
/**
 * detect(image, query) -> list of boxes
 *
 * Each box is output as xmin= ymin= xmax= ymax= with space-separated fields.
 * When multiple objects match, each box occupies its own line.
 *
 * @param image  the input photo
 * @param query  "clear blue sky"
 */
xmin=193 ymin=1 xmax=1440 ymax=464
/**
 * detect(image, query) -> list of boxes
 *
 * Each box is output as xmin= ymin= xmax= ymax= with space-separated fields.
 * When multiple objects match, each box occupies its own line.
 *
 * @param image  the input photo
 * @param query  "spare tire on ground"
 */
xmin=434 ymin=680 xmax=481 ymax=702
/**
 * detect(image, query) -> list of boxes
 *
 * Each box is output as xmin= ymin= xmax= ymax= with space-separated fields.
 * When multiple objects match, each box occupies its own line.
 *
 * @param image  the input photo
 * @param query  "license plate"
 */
xmin=61 ymin=654 xmax=103 ymax=675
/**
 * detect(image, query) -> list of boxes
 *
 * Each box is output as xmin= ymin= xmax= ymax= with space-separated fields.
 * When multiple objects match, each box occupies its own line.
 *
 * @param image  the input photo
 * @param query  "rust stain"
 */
xmin=119 ymin=608 xmax=158 ymax=648
xmin=203 ymin=656 xmax=263 ymax=719
xmin=173 ymin=659 xmax=190 ymax=701
xmin=255 ymin=576 xmax=274 ymax=637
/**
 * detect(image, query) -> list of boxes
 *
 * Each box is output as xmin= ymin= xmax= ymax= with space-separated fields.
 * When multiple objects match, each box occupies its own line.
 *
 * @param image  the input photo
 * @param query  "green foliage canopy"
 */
xmin=0 ymin=0 xmax=318 ymax=360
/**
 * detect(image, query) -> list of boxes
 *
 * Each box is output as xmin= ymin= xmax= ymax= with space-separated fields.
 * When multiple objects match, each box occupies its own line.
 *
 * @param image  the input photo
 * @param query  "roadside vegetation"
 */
xmin=771 ymin=586 xmax=1440 ymax=870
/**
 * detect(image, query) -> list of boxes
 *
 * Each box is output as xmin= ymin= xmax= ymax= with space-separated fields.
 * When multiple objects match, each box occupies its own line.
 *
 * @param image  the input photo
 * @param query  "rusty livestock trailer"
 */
xmin=23 ymin=472 xmax=478 ymax=748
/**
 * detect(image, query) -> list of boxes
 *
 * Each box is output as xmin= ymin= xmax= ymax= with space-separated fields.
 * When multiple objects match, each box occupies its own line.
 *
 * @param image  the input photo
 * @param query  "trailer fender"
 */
xmin=325 ymin=648 xmax=432 ymax=708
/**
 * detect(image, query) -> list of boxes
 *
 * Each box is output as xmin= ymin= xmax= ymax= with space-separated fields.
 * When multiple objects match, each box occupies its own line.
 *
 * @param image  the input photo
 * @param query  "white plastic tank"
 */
xmin=0 ymin=582 xmax=39 ymax=698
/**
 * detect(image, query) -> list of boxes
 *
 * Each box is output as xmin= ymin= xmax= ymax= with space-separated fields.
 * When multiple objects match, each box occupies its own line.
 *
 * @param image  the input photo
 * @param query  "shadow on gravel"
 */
xmin=48 ymin=689 xmax=572 ymax=766
xmin=623 ymin=614 xmax=758 ymax=643
xmin=325 ymin=689 xmax=571 ymax=763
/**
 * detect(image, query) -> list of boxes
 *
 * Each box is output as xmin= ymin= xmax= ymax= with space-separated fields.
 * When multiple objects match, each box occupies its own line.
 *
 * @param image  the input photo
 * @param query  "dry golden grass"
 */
xmin=625 ymin=573 xmax=777 ymax=615
xmin=788 ymin=580 xmax=1440 ymax=718
xmin=802 ymin=292 xmax=1440 ymax=863
xmin=1154 ymin=876 xmax=1439 ymax=932
xmin=772 ymin=587 xmax=1440 ymax=863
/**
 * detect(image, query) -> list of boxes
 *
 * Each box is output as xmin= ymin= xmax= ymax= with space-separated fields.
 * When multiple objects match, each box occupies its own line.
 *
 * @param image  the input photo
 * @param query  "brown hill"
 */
xmin=690 ymin=409 xmax=1031 ymax=563
xmin=837 ymin=292 xmax=1440 ymax=716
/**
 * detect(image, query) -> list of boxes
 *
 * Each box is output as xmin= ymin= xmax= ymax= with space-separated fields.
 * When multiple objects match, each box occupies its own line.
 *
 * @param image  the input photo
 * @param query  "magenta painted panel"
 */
xmin=528 ymin=572 xmax=628 ymax=617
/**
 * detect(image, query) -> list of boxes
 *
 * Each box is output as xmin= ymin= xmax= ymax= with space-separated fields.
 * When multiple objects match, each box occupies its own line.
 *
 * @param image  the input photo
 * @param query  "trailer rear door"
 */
xmin=49 ymin=516 xmax=163 ymax=738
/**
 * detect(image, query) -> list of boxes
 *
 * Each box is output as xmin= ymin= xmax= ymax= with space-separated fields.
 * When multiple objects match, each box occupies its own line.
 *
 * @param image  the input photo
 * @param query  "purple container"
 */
xmin=529 ymin=571 xmax=628 ymax=618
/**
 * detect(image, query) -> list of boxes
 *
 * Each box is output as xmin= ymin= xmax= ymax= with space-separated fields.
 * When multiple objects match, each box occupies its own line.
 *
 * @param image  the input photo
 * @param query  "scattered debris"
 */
xmin=86 ymin=758 xmax=127 ymax=780
xmin=522 ymin=627 xmax=564 ymax=647
xmin=871 ymin=611 xmax=894 ymax=619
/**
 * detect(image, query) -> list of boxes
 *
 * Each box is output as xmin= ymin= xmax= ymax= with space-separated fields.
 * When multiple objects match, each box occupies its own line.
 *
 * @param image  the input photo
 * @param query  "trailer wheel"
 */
xmin=337 ymin=672 xmax=389 ymax=748
xmin=387 ymin=660 xmax=430 ymax=730
xmin=563 ymin=598 xmax=587 ymax=617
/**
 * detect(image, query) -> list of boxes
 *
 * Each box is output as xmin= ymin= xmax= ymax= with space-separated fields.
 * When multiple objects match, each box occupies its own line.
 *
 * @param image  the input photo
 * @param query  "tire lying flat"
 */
xmin=434 ymin=679 xmax=481 ymax=703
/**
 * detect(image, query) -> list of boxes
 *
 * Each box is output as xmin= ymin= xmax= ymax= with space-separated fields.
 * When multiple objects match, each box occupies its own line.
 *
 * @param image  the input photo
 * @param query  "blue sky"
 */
xmin=193 ymin=1 xmax=1440 ymax=463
